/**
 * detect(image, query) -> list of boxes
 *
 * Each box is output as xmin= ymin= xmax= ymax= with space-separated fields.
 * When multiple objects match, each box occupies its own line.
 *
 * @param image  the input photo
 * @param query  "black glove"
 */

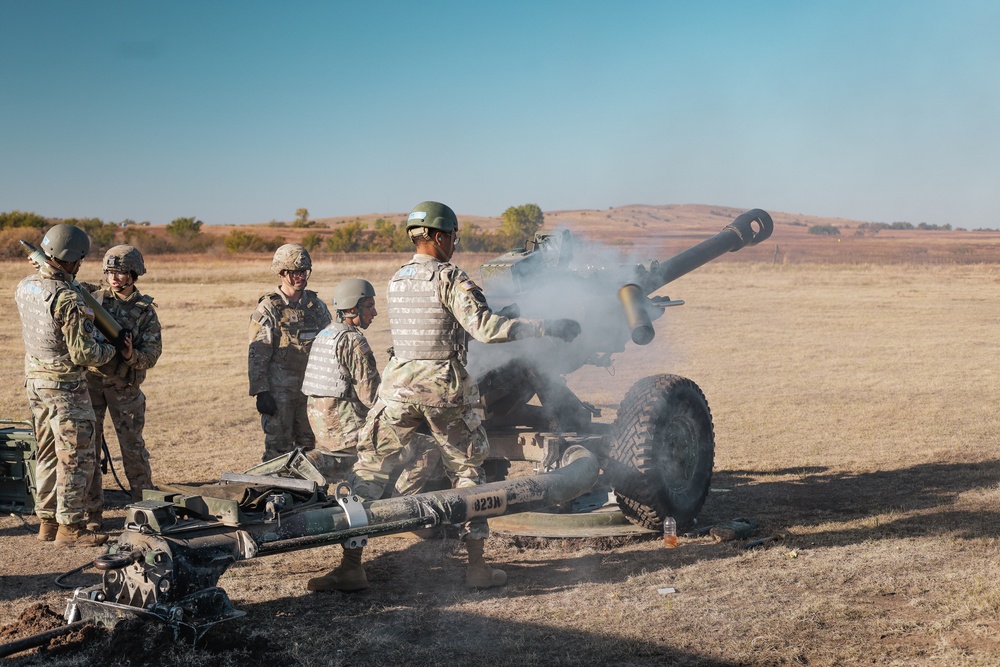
xmin=542 ymin=319 xmax=582 ymax=342
xmin=495 ymin=303 xmax=521 ymax=319
xmin=112 ymin=329 xmax=131 ymax=353
xmin=255 ymin=391 xmax=278 ymax=416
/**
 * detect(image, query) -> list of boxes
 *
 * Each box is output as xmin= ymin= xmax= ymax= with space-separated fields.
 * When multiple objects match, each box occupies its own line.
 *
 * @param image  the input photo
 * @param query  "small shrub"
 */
xmin=0 ymin=226 xmax=44 ymax=258
xmin=166 ymin=217 xmax=204 ymax=240
xmin=301 ymin=232 xmax=322 ymax=252
xmin=808 ymin=224 xmax=841 ymax=236
xmin=0 ymin=210 xmax=48 ymax=229
xmin=224 ymin=230 xmax=274 ymax=253
xmin=65 ymin=217 xmax=118 ymax=253
xmin=326 ymin=221 xmax=366 ymax=252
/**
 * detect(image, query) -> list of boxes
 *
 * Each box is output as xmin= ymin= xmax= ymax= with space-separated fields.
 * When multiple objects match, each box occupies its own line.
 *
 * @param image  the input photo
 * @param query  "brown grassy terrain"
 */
xmin=1 ymin=213 xmax=1000 ymax=666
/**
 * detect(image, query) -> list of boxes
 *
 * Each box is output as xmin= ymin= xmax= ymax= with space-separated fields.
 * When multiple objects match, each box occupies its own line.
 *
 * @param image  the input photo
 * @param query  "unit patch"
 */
xmin=461 ymin=280 xmax=487 ymax=305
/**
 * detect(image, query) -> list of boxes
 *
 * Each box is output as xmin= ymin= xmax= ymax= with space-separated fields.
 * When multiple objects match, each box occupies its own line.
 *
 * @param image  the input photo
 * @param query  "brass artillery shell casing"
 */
xmin=618 ymin=284 xmax=655 ymax=346
xmin=74 ymin=282 xmax=122 ymax=339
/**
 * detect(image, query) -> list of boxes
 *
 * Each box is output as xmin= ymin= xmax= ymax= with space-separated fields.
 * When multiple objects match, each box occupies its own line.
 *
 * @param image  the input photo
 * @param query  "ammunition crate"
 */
xmin=0 ymin=420 xmax=37 ymax=514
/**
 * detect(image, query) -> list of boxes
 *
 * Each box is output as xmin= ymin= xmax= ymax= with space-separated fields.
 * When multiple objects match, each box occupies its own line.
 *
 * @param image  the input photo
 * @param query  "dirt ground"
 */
xmin=2 ymin=224 xmax=1000 ymax=665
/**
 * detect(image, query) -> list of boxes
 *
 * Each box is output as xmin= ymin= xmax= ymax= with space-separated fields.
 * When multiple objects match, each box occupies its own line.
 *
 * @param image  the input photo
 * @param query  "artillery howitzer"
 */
xmin=0 ymin=210 xmax=771 ymax=654
xmin=471 ymin=209 xmax=773 ymax=533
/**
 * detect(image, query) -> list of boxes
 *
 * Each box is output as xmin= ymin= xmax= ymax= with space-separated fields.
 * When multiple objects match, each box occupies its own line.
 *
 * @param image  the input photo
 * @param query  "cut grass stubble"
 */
xmin=1 ymin=258 xmax=999 ymax=666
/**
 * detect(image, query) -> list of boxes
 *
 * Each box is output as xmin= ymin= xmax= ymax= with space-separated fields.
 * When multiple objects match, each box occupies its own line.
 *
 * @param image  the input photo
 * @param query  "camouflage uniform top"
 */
xmin=15 ymin=264 xmax=118 ymax=383
xmin=84 ymin=284 xmax=162 ymax=387
xmin=301 ymin=322 xmax=380 ymax=408
xmin=248 ymin=288 xmax=332 ymax=394
xmin=381 ymin=253 xmax=542 ymax=408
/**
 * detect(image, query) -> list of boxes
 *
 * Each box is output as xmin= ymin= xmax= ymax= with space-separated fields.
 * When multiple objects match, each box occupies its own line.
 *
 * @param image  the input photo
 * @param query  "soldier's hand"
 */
xmin=541 ymin=319 xmax=582 ymax=342
xmin=255 ymin=391 xmax=278 ymax=416
xmin=495 ymin=303 xmax=520 ymax=319
xmin=113 ymin=330 xmax=133 ymax=359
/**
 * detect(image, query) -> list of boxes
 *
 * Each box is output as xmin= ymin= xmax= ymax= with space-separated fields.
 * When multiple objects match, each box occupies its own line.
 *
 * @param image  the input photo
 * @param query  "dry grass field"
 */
xmin=1 ymin=212 xmax=1000 ymax=666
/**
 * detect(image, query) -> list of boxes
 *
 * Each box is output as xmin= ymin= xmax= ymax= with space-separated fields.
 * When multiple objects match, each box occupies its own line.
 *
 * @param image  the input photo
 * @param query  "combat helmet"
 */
xmin=406 ymin=201 xmax=459 ymax=233
xmin=103 ymin=245 xmax=146 ymax=277
xmin=333 ymin=279 xmax=375 ymax=312
xmin=40 ymin=224 xmax=91 ymax=263
xmin=271 ymin=244 xmax=312 ymax=274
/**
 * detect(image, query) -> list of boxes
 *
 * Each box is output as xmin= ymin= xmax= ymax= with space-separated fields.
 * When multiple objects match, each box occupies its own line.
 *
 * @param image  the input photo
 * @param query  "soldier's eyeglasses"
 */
xmin=104 ymin=270 xmax=131 ymax=278
xmin=283 ymin=270 xmax=309 ymax=278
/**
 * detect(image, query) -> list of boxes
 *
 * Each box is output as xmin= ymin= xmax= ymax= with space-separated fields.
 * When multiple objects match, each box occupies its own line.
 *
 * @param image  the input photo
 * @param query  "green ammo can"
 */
xmin=0 ymin=420 xmax=37 ymax=514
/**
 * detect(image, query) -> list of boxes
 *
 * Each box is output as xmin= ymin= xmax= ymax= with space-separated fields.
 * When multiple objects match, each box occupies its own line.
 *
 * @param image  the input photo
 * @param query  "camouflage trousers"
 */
xmin=352 ymin=398 xmax=489 ymax=539
xmin=307 ymin=395 xmax=442 ymax=493
xmin=306 ymin=396 xmax=365 ymax=452
xmin=86 ymin=377 xmax=153 ymax=509
xmin=260 ymin=388 xmax=315 ymax=462
xmin=26 ymin=378 xmax=97 ymax=526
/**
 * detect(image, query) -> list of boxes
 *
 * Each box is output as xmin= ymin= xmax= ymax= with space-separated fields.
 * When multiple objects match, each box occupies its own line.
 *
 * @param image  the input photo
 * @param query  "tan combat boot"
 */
xmin=306 ymin=547 xmax=368 ymax=592
xmin=465 ymin=538 xmax=507 ymax=589
xmin=54 ymin=522 xmax=109 ymax=548
xmin=85 ymin=512 xmax=103 ymax=532
xmin=37 ymin=518 xmax=58 ymax=542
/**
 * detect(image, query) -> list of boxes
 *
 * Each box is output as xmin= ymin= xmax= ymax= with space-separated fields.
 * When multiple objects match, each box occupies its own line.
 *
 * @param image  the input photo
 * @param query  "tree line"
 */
xmin=0 ymin=204 xmax=545 ymax=259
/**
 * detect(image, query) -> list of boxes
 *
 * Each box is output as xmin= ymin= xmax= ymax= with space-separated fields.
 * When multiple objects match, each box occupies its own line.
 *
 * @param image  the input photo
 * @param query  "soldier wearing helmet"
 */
xmin=326 ymin=202 xmax=581 ymax=593
xmin=302 ymin=278 xmax=442 ymax=593
xmin=81 ymin=245 xmax=162 ymax=526
xmin=248 ymin=244 xmax=332 ymax=461
xmin=302 ymin=278 xmax=380 ymax=457
xmin=14 ymin=224 xmax=121 ymax=547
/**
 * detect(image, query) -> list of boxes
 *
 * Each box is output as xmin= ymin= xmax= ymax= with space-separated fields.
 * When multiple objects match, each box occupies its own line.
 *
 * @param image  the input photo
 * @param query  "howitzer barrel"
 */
xmin=645 ymin=208 xmax=773 ymax=294
xmin=20 ymin=240 xmax=122 ymax=340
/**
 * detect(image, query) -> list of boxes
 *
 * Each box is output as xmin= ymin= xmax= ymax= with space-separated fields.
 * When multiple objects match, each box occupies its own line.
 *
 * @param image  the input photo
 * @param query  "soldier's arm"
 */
xmin=315 ymin=297 xmax=333 ymax=330
xmin=57 ymin=291 xmax=117 ymax=368
xmin=248 ymin=303 xmax=277 ymax=395
xmin=342 ymin=333 xmax=380 ymax=408
xmin=440 ymin=267 xmax=542 ymax=344
xmin=125 ymin=302 xmax=162 ymax=370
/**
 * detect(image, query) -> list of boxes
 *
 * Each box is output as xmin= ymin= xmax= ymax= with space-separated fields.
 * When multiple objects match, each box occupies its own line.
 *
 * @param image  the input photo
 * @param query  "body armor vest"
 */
xmin=264 ymin=291 xmax=325 ymax=373
xmin=301 ymin=322 xmax=351 ymax=398
xmin=388 ymin=259 xmax=466 ymax=361
xmin=15 ymin=275 xmax=72 ymax=364
xmin=90 ymin=289 xmax=155 ymax=382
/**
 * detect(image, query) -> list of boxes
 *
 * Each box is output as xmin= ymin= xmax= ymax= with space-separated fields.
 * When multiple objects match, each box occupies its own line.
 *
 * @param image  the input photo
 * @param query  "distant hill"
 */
xmin=222 ymin=203 xmax=1000 ymax=265
xmin=80 ymin=203 xmax=996 ymax=265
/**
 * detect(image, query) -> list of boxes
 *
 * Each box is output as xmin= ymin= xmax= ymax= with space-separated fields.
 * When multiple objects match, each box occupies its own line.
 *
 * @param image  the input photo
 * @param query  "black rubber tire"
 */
xmin=608 ymin=374 xmax=714 ymax=530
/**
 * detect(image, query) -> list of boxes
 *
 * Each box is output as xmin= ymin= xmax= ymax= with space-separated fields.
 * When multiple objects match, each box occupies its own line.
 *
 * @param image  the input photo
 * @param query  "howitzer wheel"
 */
xmin=608 ymin=374 xmax=714 ymax=530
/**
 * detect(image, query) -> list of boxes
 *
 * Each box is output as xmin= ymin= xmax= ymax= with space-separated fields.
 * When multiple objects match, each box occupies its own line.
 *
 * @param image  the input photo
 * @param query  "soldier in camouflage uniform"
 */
xmin=302 ymin=279 xmax=381 ymax=460
xmin=309 ymin=202 xmax=580 ymax=592
xmin=83 ymin=245 xmax=162 ymax=528
xmin=15 ymin=224 xmax=126 ymax=547
xmin=249 ymin=244 xmax=332 ymax=462
xmin=302 ymin=278 xmax=441 ymax=492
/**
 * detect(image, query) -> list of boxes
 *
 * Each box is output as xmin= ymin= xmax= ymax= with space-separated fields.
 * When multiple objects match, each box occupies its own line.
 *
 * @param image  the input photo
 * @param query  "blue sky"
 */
xmin=2 ymin=1 xmax=998 ymax=228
